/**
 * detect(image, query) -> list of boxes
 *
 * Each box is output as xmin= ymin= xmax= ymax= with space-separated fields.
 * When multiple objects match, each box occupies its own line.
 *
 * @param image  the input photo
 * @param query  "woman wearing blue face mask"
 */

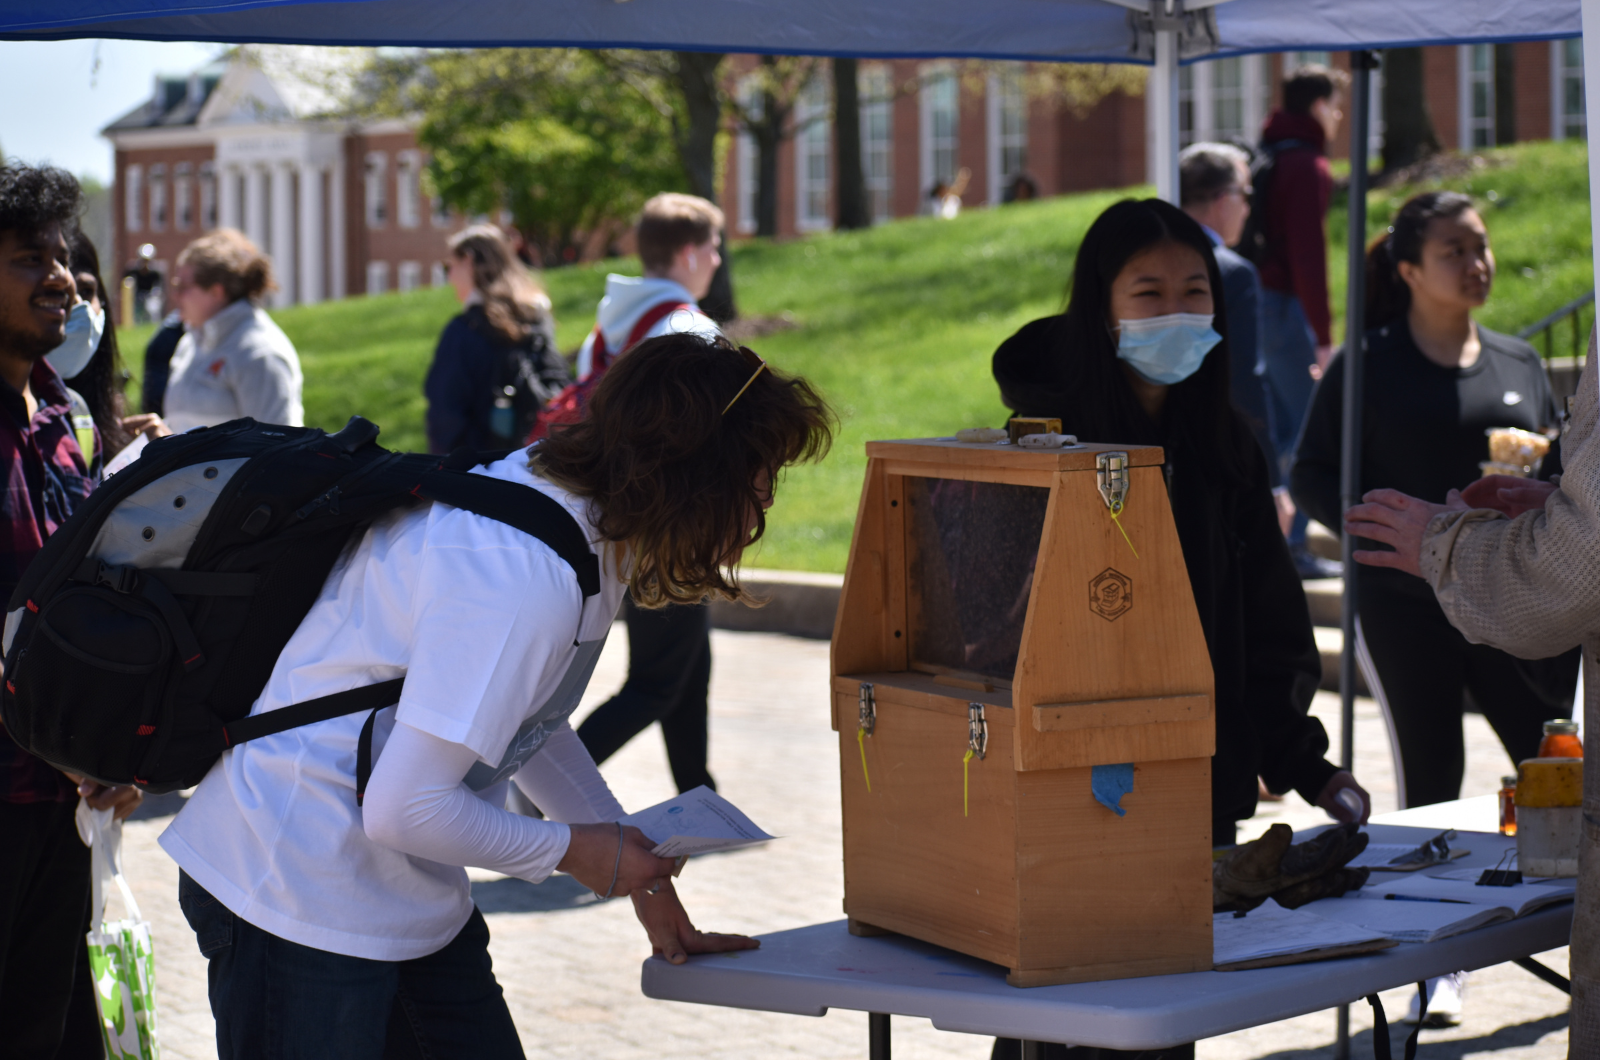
xmin=991 ymin=199 xmax=1368 ymax=853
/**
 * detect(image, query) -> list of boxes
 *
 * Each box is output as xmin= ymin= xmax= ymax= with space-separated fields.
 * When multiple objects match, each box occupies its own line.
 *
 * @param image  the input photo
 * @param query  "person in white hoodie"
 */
xmin=566 ymin=194 xmax=731 ymax=797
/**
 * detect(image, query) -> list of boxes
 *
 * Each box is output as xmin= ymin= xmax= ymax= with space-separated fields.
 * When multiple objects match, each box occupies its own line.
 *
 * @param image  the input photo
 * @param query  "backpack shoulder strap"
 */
xmin=413 ymin=467 xmax=602 ymax=598
xmin=623 ymin=300 xmax=693 ymax=353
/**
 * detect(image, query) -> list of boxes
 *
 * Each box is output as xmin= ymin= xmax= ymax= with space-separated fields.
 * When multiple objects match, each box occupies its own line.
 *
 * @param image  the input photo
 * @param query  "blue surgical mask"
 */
xmin=45 ymin=301 xmax=105 ymax=381
xmin=1114 ymin=313 xmax=1221 ymax=386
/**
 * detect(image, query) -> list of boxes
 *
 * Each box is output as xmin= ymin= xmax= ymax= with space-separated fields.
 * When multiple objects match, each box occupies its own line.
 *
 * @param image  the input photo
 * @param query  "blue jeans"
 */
xmin=1260 ymin=287 xmax=1317 ymax=546
xmin=178 ymin=871 xmax=524 ymax=1060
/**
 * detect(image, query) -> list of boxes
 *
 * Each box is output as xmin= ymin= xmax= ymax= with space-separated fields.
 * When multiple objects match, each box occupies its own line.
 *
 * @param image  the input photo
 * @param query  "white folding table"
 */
xmin=640 ymin=800 xmax=1573 ymax=1055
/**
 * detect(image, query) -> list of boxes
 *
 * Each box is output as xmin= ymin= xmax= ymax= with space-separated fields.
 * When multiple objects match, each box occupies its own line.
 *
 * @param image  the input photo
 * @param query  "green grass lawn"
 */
xmin=117 ymin=140 xmax=1591 ymax=574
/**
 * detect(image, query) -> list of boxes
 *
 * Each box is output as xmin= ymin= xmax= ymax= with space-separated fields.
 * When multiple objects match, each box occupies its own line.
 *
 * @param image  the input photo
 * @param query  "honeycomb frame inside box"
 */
xmin=830 ymin=437 xmax=1216 ymax=987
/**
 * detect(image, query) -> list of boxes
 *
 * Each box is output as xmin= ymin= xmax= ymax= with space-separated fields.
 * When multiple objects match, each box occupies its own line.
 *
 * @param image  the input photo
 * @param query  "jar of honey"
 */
xmin=1499 ymin=775 xmax=1518 ymax=836
xmin=1538 ymin=719 xmax=1584 ymax=759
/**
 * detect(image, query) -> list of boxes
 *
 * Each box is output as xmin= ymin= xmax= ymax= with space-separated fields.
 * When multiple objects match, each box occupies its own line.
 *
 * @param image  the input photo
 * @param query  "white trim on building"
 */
xmin=1554 ymin=38 xmax=1587 ymax=141
xmin=795 ymin=71 xmax=831 ymax=232
xmin=986 ymin=66 xmax=1027 ymax=205
xmin=860 ymin=64 xmax=893 ymax=224
xmin=1460 ymin=44 xmax=1495 ymax=150
xmin=735 ymin=77 xmax=760 ymax=235
xmin=919 ymin=65 xmax=959 ymax=211
xmin=125 ymin=164 xmax=143 ymax=232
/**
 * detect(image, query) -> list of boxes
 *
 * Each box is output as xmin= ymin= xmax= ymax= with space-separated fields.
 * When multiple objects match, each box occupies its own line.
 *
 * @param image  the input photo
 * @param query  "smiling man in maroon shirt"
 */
xmin=0 ymin=162 xmax=142 ymax=1058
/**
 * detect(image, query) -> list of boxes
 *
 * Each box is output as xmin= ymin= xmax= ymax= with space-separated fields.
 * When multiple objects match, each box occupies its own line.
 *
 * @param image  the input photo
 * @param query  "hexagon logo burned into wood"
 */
xmin=1088 ymin=568 xmax=1132 ymax=622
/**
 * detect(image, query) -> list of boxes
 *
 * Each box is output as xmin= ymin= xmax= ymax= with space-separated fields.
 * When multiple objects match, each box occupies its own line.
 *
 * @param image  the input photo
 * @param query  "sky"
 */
xmin=0 ymin=39 xmax=224 ymax=184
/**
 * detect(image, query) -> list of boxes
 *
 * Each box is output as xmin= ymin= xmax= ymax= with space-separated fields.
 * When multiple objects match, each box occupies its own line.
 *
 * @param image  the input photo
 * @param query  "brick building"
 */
xmin=724 ymin=43 xmax=1587 ymax=239
xmin=102 ymin=54 xmax=464 ymax=319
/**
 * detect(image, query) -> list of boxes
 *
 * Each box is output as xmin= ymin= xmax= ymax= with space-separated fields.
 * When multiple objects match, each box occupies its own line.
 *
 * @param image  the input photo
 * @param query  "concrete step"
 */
xmin=1304 ymin=576 xmax=1343 ymax=629
xmin=1307 ymin=519 xmax=1341 ymax=562
xmin=1315 ymin=625 xmax=1369 ymax=696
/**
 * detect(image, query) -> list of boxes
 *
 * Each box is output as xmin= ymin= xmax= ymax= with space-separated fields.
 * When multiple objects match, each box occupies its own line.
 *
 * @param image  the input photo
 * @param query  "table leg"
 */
xmin=869 ymin=1012 xmax=891 ymax=1060
xmin=1333 ymin=1002 xmax=1350 ymax=1060
xmin=1514 ymin=956 xmax=1572 ymax=994
xmin=1020 ymin=1042 xmax=1044 ymax=1060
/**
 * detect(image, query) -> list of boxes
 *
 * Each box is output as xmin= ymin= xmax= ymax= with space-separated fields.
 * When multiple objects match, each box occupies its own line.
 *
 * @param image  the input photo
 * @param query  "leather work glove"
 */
xmin=1213 ymin=822 xmax=1371 ymax=914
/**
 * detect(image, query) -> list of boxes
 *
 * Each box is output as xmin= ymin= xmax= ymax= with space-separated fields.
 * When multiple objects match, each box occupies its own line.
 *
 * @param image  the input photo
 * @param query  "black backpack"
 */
xmin=0 ymin=416 xmax=599 ymax=798
xmin=1234 ymin=137 xmax=1311 ymax=267
xmin=471 ymin=309 xmax=572 ymax=446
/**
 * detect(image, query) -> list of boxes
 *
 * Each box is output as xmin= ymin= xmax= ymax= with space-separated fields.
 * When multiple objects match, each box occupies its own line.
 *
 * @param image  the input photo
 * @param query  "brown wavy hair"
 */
xmin=447 ymin=224 xmax=551 ymax=343
xmin=530 ymin=332 xmax=834 ymax=606
xmin=177 ymin=228 xmax=276 ymax=304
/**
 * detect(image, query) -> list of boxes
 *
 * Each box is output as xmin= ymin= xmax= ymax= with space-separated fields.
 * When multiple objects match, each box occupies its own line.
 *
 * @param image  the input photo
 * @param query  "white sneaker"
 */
xmin=1404 ymin=972 xmax=1466 ymax=1027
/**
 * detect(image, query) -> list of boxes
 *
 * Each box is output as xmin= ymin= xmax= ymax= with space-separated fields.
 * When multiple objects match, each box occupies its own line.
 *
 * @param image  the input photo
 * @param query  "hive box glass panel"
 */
xmin=831 ymin=438 xmax=1215 ymax=986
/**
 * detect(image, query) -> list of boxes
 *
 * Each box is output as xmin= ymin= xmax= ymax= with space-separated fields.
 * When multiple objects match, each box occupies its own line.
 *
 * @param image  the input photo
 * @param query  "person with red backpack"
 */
xmin=535 ymin=194 xmax=731 ymax=797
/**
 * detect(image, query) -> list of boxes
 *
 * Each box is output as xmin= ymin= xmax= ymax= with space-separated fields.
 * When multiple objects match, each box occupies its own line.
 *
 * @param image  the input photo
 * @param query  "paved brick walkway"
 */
xmin=116 ymin=627 xmax=1570 ymax=1059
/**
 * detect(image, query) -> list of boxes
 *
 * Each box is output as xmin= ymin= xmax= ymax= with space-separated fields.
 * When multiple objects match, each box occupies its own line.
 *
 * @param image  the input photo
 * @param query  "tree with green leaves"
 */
xmin=360 ymin=49 xmax=685 ymax=265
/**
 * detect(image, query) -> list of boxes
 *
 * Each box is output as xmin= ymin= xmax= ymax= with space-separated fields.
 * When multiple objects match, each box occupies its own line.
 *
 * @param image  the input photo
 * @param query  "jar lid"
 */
xmin=1503 ymin=775 xmax=1519 ymax=785
xmin=1544 ymin=719 xmax=1580 ymax=734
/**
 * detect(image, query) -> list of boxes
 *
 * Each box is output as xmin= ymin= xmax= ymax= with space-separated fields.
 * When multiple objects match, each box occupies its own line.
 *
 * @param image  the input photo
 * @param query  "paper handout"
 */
xmin=1212 ymin=899 xmax=1396 ymax=970
xmin=619 ymin=785 xmax=775 ymax=858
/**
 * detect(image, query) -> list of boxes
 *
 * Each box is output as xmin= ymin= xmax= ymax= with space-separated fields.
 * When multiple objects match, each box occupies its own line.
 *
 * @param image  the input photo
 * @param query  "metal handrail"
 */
xmin=1517 ymin=289 xmax=1595 ymax=362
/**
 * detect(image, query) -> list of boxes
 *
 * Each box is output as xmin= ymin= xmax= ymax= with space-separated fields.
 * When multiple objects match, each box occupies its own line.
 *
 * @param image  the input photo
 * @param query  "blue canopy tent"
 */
xmin=4 ymin=2 xmax=1597 ymax=1055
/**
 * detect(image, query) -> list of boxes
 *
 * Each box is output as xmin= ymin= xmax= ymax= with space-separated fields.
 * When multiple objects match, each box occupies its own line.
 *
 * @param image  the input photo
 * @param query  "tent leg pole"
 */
xmin=1150 ymin=23 xmax=1180 ymax=203
xmin=869 ymin=1012 xmax=890 ymax=1060
xmin=1334 ymin=55 xmax=1377 ymax=1060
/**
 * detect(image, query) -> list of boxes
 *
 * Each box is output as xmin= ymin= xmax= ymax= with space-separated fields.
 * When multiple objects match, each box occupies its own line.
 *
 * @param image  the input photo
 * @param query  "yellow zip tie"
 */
xmin=1108 ymin=501 xmax=1139 ymax=559
xmin=962 ymin=748 xmax=975 ymax=816
xmin=858 ymin=727 xmax=872 ymax=792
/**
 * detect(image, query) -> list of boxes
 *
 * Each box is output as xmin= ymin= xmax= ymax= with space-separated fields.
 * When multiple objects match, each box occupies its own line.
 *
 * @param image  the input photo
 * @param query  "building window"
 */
xmin=125 ymin=164 xmax=143 ymax=232
xmin=430 ymin=260 xmax=448 ymax=287
xmin=174 ymin=162 xmax=193 ymax=231
xmin=795 ymin=72 xmax=831 ymax=231
xmin=921 ymin=68 xmax=959 ymax=206
xmin=365 ymin=152 xmax=388 ymax=228
xmin=1463 ymin=44 xmax=1495 ymax=148
xmin=200 ymin=163 xmax=217 ymax=229
xmin=397 ymin=261 xmax=422 ymax=292
xmin=431 ymin=195 xmax=449 ymax=229
xmin=1179 ymin=55 xmax=1272 ymax=148
xmin=366 ymin=261 xmax=389 ymax=295
xmin=1286 ymin=51 xmax=1332 ymax=70
xmin=396 ymin=152 xmax=421 ymax=229
xmin=861 ymin=66 xmax=893 ymax=222
xmin=1555 ymin=38 xmax=1586 ymax=141
xmin=149 ymin=165 xmax=167 ymax=232
xmin=987 ymin=66 xmax=1027 ymax=204
xmin=735 ymin=78 xmax=760 ymax=235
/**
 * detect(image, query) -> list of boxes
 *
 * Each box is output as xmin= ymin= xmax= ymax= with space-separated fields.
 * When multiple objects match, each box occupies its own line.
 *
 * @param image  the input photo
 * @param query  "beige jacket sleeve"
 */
xmin=1419 ymin=339 xmax=1600 ymax=658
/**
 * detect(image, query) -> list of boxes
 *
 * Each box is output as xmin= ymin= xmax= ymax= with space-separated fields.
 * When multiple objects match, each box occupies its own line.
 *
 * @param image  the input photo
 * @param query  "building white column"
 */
xmin=245 ymin=166 xmax=268 ymax=249
xmin=297 ymin=162 xmax=324 ymax=306
xmin=271 ymin=162 xmax=296 ymax=308
xmin=328 ymin=156 xmax=346 ymax=301
xmin=218 ymin=165 xmax=241 ymax=232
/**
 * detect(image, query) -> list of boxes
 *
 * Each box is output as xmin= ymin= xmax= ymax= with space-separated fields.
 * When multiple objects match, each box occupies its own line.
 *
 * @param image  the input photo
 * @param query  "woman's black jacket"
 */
xmin=993 ymin=315 xmax=1336 ymax=839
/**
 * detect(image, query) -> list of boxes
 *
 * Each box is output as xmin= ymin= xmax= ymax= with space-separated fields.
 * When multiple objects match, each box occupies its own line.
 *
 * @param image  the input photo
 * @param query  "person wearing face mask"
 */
xmin=57 ymin=231 xmax=150 ymax=466
xmin=994 ymin=198 xmax=1366 ymax=825
xmin=988 ymin=198 xmax=1366 ymax=1060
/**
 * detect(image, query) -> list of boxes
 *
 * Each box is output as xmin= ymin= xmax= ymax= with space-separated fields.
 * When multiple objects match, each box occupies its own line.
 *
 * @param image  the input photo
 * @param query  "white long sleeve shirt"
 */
xmin=161 ymin=454 xmax=628 ymax=960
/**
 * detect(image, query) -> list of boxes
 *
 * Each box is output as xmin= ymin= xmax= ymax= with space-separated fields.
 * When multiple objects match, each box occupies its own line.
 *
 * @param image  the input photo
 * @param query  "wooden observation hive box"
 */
xmin=831 ymin=438 xmax=1215 ymax=986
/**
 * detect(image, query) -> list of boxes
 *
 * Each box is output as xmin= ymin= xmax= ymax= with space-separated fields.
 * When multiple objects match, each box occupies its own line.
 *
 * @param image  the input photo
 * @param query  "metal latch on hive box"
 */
xmin=859 ymin=683 xmax=876 ymax=735
xmin=968 ymin=703 xmax=987 ymax=760
xmin=1096 ymin=451 xmax=1130 ymax=511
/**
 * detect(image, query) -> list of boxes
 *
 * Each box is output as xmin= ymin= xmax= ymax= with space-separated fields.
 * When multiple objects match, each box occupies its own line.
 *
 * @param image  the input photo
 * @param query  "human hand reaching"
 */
xmin=1315 ymin=771 xmax=1370 ymax=824
xmin=1459 ymin=475 xmax=1558 ymax=518
xmin=1344 ymin=488 xmax=1467 ymax=577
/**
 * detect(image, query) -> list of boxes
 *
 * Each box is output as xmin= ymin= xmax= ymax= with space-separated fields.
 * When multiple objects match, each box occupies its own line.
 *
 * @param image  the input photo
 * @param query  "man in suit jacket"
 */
xmin=1180 ymin=143 xmax=1326 ymax=573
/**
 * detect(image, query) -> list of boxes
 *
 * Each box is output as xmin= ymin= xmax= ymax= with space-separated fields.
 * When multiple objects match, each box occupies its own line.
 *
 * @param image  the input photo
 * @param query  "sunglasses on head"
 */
xmin=722 ymin=345 xmax=768 ymax=415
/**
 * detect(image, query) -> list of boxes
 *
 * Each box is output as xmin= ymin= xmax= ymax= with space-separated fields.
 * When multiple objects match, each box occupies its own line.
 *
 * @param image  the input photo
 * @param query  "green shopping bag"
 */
xmin=78 ymin=802 xmax=161 ymax=1060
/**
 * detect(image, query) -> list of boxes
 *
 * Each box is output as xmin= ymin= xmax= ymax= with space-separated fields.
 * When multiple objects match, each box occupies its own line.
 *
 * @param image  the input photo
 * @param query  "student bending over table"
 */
xmin=160 ymin=332 xmax=833 ymax=1060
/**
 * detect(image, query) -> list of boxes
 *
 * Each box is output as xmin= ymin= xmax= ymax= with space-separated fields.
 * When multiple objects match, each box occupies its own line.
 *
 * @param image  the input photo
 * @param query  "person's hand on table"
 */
xmin=1459 ymin=474 xmax=1558 ymax=518
xmin=632 ymin=881 xmax=760 ymax=964
xmin=119 ymin=414 xmax=172 ymax=440
xmin=63 ymin=772 xmax=144 ymax=821
xmin=1344 ymin=488 xmax=1467 ymax=578
xmin=1315 ymin=770 xmax=1370 ymax=824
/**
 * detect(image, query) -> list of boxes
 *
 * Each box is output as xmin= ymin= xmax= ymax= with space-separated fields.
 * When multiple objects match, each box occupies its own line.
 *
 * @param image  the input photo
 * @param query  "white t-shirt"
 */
xmin=160 ymin=454 xmax=628 ymax=960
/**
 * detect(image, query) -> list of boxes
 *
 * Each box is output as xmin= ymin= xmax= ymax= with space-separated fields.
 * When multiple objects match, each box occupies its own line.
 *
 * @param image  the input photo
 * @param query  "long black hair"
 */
xmin=1365 ymin=191 xmax=1477 ymax=330
xmin=67 ymin=231 xmax=133 ymax=455
xmin=1001 ymin=197 xmax=1249 ymax=481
